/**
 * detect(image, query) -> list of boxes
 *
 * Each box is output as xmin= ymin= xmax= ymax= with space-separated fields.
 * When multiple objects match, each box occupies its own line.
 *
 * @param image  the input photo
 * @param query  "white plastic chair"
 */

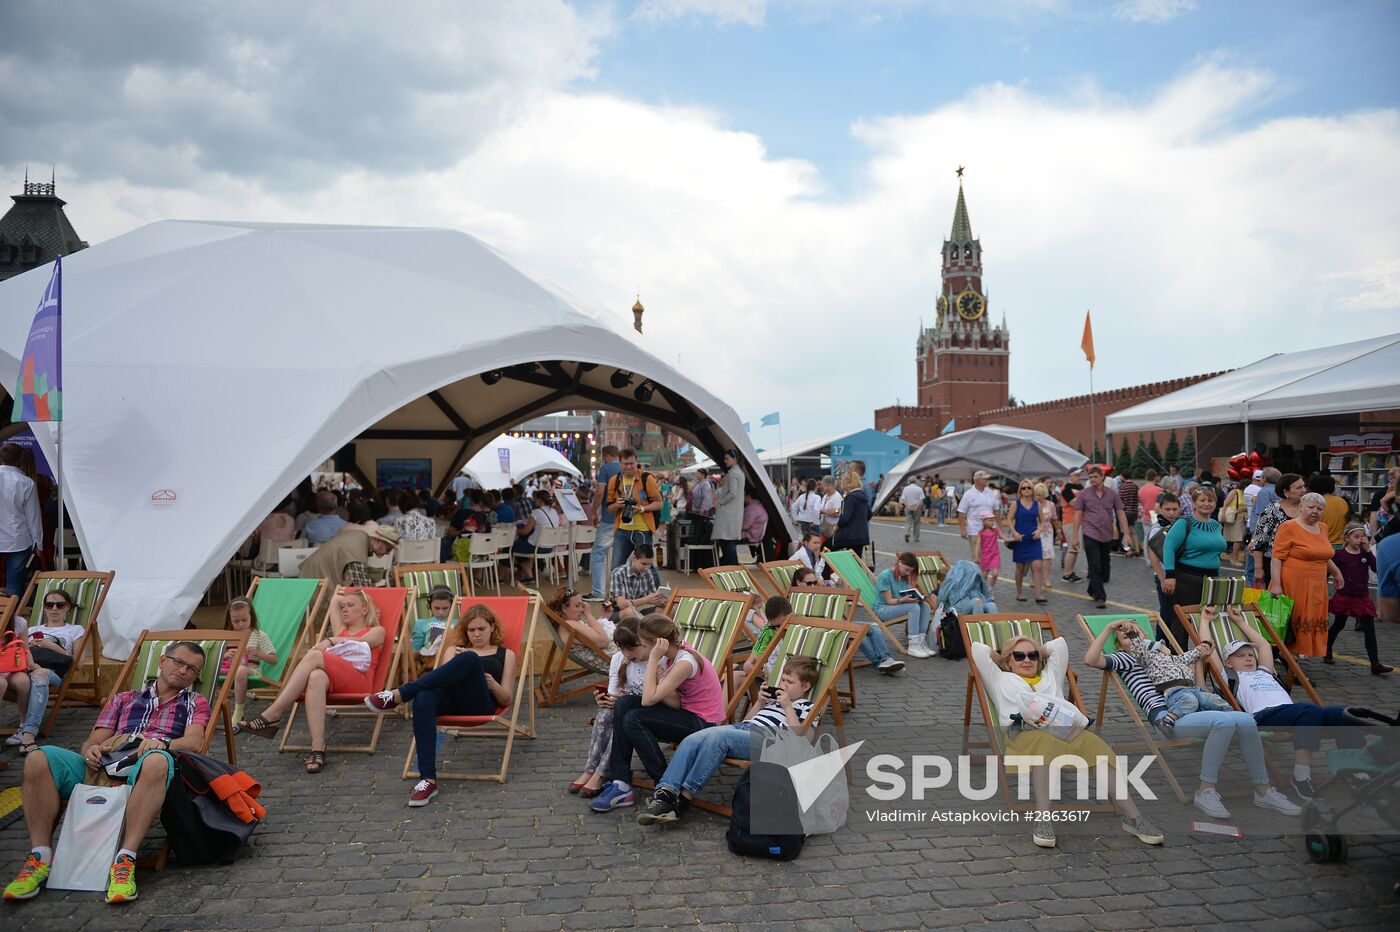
xmin=467 ymin=532 xmax=498 ymax=594
xmin=527 ymin=526 xmax=571 ymax=587
xmin=279 ymin=547 xmax=318 ymax=578
xmin=396 ymin=538 xmax=440 ymax=565
xmin=570 ymin=523 xmax=597 ymax=583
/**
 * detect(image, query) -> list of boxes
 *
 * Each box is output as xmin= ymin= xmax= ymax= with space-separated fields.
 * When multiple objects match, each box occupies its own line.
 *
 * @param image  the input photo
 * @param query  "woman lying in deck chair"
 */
xmin=550 ymin=586 xmax=617 ymax=669
xmin=1084 ymin=619 xmax=1301 ymax=820
xmin=364 ymin=604 xmax=517 ymax=807
xmin=970 ymin=634 xmax=1165 ymax=849
xmin=236 ymin=589 xmax=385 ymax=774
xmin=3 ymin=588 xmax=87 ymax=756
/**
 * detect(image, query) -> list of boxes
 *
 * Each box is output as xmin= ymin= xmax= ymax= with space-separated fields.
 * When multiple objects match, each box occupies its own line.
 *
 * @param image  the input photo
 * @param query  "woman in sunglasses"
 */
xmin=3 ymin=589 xmax=86 ymax=757
xmin=969 ymin=634 xmax=1165 ymax=849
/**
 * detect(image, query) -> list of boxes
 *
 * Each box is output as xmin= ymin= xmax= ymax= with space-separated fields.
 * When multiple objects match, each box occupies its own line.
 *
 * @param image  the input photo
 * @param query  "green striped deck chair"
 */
xmin=1077 ymin=612 xmax=1191 ymax=803
xmin=821 ymin=549 xmax=909 ymax=654
xmin=394 ymin=563 xmax=471 ymax=667
xmin=913 ymin=551 xmax=951 ymax=598
xmin=699 ymin=565 xmax=767 ymax=598
xmin=242 ymin=576 xmax=327 ymax=695
xmin=118 ymin=629 xmax=249 ymax=763
xmin=1177 ymin=603 xmax=1322 ymax=706
xmin=664 ymin=588 xmax=754 ymax=705
xmin=1200 ymin=575 xmax=1245 ymax=607
xmin=23 ymin=570 xmax=116 ymax=731
xmin=760 ymin=559 xmax=804 ymax=593
xmin=785 ymin=586 xmax=862 ymax=708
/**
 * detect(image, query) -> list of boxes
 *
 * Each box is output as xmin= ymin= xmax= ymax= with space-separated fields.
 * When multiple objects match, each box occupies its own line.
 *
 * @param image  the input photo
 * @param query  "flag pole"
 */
xmin=55 ymin=419 xmax=64 ymax=569
xmin=1088 ymin=366 xmax=1096 ymax=464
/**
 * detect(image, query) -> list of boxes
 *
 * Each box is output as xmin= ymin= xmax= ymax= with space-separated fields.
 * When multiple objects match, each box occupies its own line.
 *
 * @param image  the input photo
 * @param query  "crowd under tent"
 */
xmin=460 ymin=432 xmax=583 ymax=490
xmin=0 ymin=220 xmax=795 ymax=657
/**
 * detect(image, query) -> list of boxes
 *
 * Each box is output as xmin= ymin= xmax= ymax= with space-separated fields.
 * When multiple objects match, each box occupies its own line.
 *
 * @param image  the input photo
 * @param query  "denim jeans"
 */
xmin=1253 ymin=703 xmax=1367 ymax=752
xmin=611 ymin=529 xmax=652 ymax=577
xmin=1167 ymin=709 xmax=1270 ymax=785
xmin=399 ymin=650 xmax=497 ymax=780
xmin=607 ymin=694 xmax=713 ymax=783
xmin=875 ymin=600 xmax=931 ymax=638
xmin=21 ymin=668 xmax=61 ymax=736
xmin=2 ymin=547 xmax=33 ymax=598
xmin=1163 ymin=686 xmax=1233 ymax=719
xmin=589 ymin=523 xmax=616 ymax=598
xmin=715 ymin=539 xmax=738 ymax=565
xmin=658 ymin=721 xmax=758 ymax=796
xmin=856 ymin=619 xmax=893 ymax=665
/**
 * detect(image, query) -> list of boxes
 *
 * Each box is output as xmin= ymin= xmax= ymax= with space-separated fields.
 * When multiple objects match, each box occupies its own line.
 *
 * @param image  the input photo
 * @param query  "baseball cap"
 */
xmin=973 ymin=470 xmax=990 ymax=480
xmin=1252 ymin=469 xmax=1264 ymax=480
xmin=1224 ymin=640 xmax=1256 ymax=658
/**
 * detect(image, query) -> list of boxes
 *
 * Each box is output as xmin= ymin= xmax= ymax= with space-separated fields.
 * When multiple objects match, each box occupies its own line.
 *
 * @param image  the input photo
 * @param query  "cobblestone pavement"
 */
xmin=2 ymin=517 xmax=1398 ymax=929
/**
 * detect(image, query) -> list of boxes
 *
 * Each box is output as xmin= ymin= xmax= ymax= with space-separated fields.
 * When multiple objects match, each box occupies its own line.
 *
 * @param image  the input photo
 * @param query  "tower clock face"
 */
xmin=957 ymin=290 xmax=985 ymax=321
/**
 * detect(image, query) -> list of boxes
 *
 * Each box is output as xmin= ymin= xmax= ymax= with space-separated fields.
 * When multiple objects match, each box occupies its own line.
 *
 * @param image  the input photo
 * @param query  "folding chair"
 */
xmin=279 ymin=586 xmax=415 ymax=754
xmin=533 ymin=589 xmax=611 ymax=708
xmin=785 ymin=586 xmax=862 ymax=709
xmin=699 ymin=564 xmax=773 ymax=600
xmin=662 ymin=588 xmax=754 ymax=704
xmin=19 ymin=570 xmax=116 ymax=733
xmin=821 ymin=549 xmax=910 ymax=654
xmin=401 ymin=593 xmax=540 ymax=782
xmin=0 ymin=593 xmax=22 ymax=737
xmin=1077 ymin=612 xmax=1194 ymax=803
xmin=912 ymin=551 xmax=951 ymax=598
xmin=759 ymin=559 xmax=803 ymax=593
xmin=114 ymin=628 xmax=250 ymax=870
xmin=959 ymin=612 xmax=1111 ymax=813
xmin=1178 ymin=602 xmax=1324 ymax=707
xmin=241 ymin=576 xmax=328 ymax=699
xmin=394 ymin=563 xmax=471 ymax=669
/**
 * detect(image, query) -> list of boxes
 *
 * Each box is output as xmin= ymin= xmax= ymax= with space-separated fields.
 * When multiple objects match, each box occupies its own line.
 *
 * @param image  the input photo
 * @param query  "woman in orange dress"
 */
xmin=1270 ymin=493 xmax=1345 ymax=658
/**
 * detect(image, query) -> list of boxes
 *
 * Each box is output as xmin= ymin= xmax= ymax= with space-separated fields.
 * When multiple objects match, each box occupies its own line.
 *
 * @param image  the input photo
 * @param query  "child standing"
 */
xmin=1326 ymin=524 xmax=1391 ymax=675
xmin=977 ymin=510 xmax=1002 ymax=586
xmin=222 ymin=598 xmax=278 ymax=725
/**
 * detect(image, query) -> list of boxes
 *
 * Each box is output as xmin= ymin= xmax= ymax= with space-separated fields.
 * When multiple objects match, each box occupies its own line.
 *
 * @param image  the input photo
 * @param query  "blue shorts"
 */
xmin=41 ymin=745 xmax=176 ymax=801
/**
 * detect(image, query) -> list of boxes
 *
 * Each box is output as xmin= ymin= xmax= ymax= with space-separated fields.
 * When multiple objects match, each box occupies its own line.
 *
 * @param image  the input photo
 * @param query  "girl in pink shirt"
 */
xmin=978 ymin=510 xmax=1003 ymax=585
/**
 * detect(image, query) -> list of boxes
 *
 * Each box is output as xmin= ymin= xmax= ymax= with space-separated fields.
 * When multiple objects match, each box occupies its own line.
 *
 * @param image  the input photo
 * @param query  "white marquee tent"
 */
xmin=1106 ymin=334 xmax=1400 ymax=435
xmin=462 ymin=433 xmax=582 ymax=490
xmin=0 ymin=220 xmax=794 ymax=657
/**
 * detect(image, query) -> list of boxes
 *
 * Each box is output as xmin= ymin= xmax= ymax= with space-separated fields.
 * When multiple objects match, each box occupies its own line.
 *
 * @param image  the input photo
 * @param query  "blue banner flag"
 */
xmin=940 ymin=418 xmax=956 ymax=435
xmin=13 ymin=257 xmax=62 ymax=422
xmin=743 ymin=422 xmax=751 ymax=433
xmin=761 ymin=411 xmax=781 ymax=427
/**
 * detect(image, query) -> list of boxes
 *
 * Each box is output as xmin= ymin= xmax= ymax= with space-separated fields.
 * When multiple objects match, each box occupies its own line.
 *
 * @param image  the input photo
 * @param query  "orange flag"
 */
xmin=1081 ymin=310 xmax=1095 ymax=368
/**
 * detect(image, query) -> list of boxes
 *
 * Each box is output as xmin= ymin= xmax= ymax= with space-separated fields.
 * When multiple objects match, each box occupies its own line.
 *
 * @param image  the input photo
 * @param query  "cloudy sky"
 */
xmin=3 ymin=0 xmax=1398 ymax=443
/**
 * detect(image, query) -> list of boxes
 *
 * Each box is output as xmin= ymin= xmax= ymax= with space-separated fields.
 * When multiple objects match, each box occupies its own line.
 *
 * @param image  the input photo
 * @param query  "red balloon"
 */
xmin=1248 ymin=451 xmax=1263 ymax=467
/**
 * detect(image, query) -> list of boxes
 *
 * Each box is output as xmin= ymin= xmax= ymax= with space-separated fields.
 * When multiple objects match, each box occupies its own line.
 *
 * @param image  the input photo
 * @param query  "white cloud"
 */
xmin=12 ymin=61 xmax=1400 ymax=444
xmin=634 ymin=0 xmax=768 ymax=26
xmin=1113 ymin=0 xmax=1196 ymax=24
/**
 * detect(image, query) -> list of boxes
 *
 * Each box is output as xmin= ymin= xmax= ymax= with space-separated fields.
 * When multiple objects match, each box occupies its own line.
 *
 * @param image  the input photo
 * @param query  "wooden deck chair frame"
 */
xmin=759 ymin=559 xmax=804 ymax=594
xmin=911 ymin=551 xmax=952 ymax=599
xmin=959 ymin=612 xmax=1113 ymax=814
xmin=243 ymin=575 xmax=329 ymax=699
xmin=784 ymin=585 xmax=862 ymax=710
xmin=393 ymin=562 xmax=472 ymax=674
xmin=401 ymin=592 xmax=540 ymax=782
xmin=699 ymin=564 xmax=774 ymax=600
xmin=662 ymin=587 xmax=754 ymax=705
xmin=821 ymin=548 xmax=910 ymax=654
xmin=21 ymin=569 xmax=117 ymax=734
xmin=531 ymin=586 xmax=611 ymax=708
xmin=1176 ymin=602 xmax=1324 ymax=707
xmin=1075 ymin=611 xmax=1195 ymax=804
xmin=278 ymin=586 xmax=416 ymax=755
xmin=110 ymin=627 xmax=250 ymax=871
xmin=0 ymin=593 xmax=22 ymax=736
xmin=636 ymin=613 xmax=868 ymax=817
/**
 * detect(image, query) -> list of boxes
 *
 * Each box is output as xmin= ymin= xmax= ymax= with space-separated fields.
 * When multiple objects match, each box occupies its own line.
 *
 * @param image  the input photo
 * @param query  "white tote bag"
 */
xmin=48 ymin=784 xmax=131 ymax=891
xmin=760 ymin=730 xmax=851 ymax=836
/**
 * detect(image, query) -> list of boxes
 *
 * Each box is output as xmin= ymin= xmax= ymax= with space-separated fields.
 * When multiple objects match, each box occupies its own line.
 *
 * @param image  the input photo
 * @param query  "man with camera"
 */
xmin=607 ymin=449 xmax=664 ymax=572
xmin=5 ymin=641 xmax=211 ymax=904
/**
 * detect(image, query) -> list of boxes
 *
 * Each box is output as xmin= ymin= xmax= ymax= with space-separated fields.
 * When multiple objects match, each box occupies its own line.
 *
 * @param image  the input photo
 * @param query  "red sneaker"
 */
xmin=408 ymin=779 xmax=438 ymax=807
xmin=364 ymin=691 xmax=400 ymax=713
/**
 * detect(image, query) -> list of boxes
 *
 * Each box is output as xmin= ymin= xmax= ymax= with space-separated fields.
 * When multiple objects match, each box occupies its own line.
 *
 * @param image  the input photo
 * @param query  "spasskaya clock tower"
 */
xmin=914 ymin=169 xmax=1009 ymax=430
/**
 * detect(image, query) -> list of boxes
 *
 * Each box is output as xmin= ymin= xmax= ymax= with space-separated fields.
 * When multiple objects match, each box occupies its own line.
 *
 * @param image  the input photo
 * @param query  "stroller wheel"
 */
xmin=1305 ymin=832 xmax=1347 ymax=863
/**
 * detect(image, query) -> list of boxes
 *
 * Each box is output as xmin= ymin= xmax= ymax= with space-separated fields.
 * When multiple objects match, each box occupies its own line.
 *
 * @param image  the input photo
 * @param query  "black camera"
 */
xmin=620 ymin=498 xmax=637 ymax=524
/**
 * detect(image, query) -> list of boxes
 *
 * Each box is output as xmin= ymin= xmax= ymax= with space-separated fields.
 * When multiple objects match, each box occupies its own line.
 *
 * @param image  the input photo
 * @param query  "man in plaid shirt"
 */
xmin=607 ymin=544 xmax=664 ymax=622
xmin=5 ymin=641 xmax=212 ymax=905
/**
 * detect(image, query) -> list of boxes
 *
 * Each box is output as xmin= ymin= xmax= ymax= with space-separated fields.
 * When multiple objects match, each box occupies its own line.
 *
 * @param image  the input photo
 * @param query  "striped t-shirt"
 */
xmin=1102 ymin=652 xmax=1167 ymax=722
xmin=749 ymin=697 xmax=813 ymax=733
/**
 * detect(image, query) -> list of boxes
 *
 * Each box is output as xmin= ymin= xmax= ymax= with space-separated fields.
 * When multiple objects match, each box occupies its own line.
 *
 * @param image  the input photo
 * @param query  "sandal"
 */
xmin=236 ymin=714 xmax=281 ymax=739
xmin=1016 ymin=595 xmax=1028 ymax=602
xmin=17 ymin=737 xmax=38 ymax=757
xmin=567 ymin=780 xmax=587 ymax=794
xmin=1035 ymin=598 xmax=1048 ymax=604
xmin=305 ymin=750 xmax=326 ymax=774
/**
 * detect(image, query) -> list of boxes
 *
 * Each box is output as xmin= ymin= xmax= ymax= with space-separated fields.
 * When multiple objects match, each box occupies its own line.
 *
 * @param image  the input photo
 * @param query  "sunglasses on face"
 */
xmin=43 ymin=601 xmax=70 ymax=609
xmin=1011 ymin=650 xmax=1041 ymax=662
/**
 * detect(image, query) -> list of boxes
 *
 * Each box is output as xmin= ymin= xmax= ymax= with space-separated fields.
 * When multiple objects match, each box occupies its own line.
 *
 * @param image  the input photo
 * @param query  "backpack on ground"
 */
xmin=936 ymin=607 xmax=966 ymax=660
xmin=726 ymin=764 xmax=805 ymax=861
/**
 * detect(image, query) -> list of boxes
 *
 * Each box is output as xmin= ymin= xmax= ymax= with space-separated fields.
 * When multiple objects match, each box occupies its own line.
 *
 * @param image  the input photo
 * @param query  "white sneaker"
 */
xmin=1254 ymin=788 xmax=1303 ymax=816
xmin=906 ymin=635 xmax=934 ymax=659
xmin=1193 ymin=788 xmax=1231 ymax=819
xmin=3 ymin=733 xmax=23 ymax=747
xmin=876 ymin=657 xmax=906 ymax=674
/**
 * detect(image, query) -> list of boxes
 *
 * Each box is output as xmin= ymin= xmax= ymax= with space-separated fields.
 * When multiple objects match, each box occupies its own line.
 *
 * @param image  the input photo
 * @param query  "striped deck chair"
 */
xmin=279 ymin=586 xmax=415 ymax=754
xmin=0 ymin=593 xmax=17 ymax=737
xmin=1177 ymin=602 xmax=1323 ymax=707
xmin=20 ymin=570 xmax=117 ymax=734
xmin=912 ymin=551 xmax=951 ymax=598
xmin=786 ymin=586 xmax=861 ymax=709
xmin=242 ymin=576 xmax=328 ymax=698
xmin=1077 ymin=612 xmax=1194 ymax=803
xmin=664 ymin=588 xmax=754 ymax=705
xmin=821 ymin=549 xmax=909 ymax=654
xmin=394 ymin=563 xmax=471 ymax=670
xmin=402 ymin=594 xmax=539 ymax=783
xmin=699 ymin=565 xmax=770 ymax=600
xmin=760 ymin=559 xmax=804 ymax=594
xmin=532 ymin=588 xmax=611 ymax=708
xmin=114 ymin=628 xmax=250 ymax=870
xmin=959 ymin=613 xmax=1108 ymax=813
xmin=1200 ymin=576 xmax=1245 ymax=607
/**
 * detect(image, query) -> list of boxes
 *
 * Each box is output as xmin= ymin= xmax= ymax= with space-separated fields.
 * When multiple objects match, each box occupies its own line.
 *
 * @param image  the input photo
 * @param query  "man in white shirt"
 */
xmin=899 ymin=481 xmax=927 ymax=542
xmin=0 ymin=444 xmax=43 ymax=597
xmin=1242 ymin=469 xmax=1264 ymax=513
xmin=957 ymin=471 xmax=1001 ymax=561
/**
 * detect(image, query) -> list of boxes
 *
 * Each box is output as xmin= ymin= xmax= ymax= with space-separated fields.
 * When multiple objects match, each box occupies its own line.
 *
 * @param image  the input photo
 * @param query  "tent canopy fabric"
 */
xmin=461 ymin=433 xmax=582 ymax=490
xmin=874 ymin=425 xmax=1086 ymax=511
xmin=0 ymin=220 xmax=795 ymax=657
xmin=1106 ymin=334 xmax=1400 ymax=433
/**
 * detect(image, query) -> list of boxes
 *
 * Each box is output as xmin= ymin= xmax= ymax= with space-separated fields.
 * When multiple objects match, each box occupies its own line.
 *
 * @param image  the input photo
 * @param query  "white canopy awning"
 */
xmin=461 ymin=433 xmax=582 ymax=490
xmin=0 ymin=220 xmax=795 ymax=657
xmin=1106 ymin=334 xmax=1400 ymax=434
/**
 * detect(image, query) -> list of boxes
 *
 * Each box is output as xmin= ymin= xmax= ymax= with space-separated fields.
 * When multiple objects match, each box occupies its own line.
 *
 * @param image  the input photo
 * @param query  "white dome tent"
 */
xmin=0 ymin=220 xmax=794 ymax=657
xmin=461 ymin=433 xmax=582 ymax=490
